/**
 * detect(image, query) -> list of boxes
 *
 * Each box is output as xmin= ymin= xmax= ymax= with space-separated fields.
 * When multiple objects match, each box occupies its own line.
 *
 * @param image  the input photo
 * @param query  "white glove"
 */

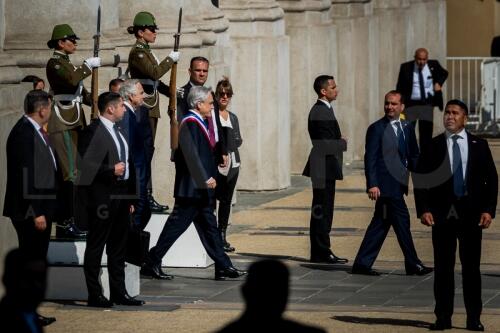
xmin=84 ymin=57 xmax=101 ymax=69
xmin=168 ymin=51 xmax=180 ymax=63
xmin=176 ymin=87 xmax=185 ymax=99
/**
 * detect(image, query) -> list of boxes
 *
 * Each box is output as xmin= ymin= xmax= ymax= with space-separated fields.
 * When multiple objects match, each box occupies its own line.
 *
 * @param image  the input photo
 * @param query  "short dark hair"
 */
xmin=313 ymin=75 xmax=334 ymax=96
xmin=109 ymin=78 xmax=125 ymax=91
xmin=215 ymin=76 xmax=234 ymax=99
xmin=98 ymin=92 xmax=122 ymax=114
xmin=190 ymin=56 xmax=209 ymax=69
xmin=24 ymin=90 xmax=51 ymax=115
xmin=445 ymin=99 xmax=469 ymax=115
xmin=385 ymin=90 xmax=404 ymax=104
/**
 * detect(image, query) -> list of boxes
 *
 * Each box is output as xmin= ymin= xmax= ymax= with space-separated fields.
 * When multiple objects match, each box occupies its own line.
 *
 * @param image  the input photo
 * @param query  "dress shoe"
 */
xmin=55 ymin=218 xmax=87 ymax=240
xmin=141 ymin=264 xmax=174 ymax=280
xmin=148 ymin=192 xmax=169 ymax=213
xmin=37 ymin=314 xmax=56 ymax=326
xmin=406 ymin=264 xmax=433 ymax=276
xmin=351 ymin=264 xmax=381 ymax=276
xmin=88 ymin=295 xmax=113 ymax=308
xmin=220 ymin=230 xmax=235 ymax=252
xmin=215 ymin=266 xmax=247 ymax=280
xmin=429 ymin=319 xmax=452 ymax=330
xmin=310 ymin=254 xmax=348 ymax=264
xmin=466 ymin=319 xmax=484 ymax=331
xmin=110 ymin=293 xmax=145 ymax=306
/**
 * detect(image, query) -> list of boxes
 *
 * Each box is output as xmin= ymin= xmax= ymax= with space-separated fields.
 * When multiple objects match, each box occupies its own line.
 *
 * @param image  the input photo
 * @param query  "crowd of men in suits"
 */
xmin=303 ymin=48 xmax=497 ymax=331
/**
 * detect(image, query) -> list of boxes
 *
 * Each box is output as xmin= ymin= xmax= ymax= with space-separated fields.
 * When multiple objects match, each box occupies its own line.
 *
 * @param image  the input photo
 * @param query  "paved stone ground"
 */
xmin=42 ymin=140 xmax=500 ymax=333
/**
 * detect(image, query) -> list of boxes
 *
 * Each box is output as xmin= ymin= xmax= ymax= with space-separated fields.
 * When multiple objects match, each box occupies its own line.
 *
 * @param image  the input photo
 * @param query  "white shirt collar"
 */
xmin=318 ymin=99 xmax=332 ymax=109
xmin=24 ymin=115 xmax=41 ymax=131
xmin=124 ymin=101 xmax=135 ymax=114
xmin=446 ymin=128 xmax=467 ymax=140
xmin=99 ymin=115 xmax=115 ymax=130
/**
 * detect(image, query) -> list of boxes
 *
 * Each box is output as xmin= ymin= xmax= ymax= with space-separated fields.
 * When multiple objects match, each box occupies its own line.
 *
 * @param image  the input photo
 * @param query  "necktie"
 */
xmin=452 ymin=135 xmax=465 ymax=197
xmin=207 ymin=116 xmax=216 ymax=148
xmin=418 ymin=68 xmax=426 ymax=101
xmin=395 ymin=122 xmax=407 ymax=166
xmin=39 ymin=127 xmax=51 ymax=147
xmin=113 ymin=124 xmax=127 ymax=178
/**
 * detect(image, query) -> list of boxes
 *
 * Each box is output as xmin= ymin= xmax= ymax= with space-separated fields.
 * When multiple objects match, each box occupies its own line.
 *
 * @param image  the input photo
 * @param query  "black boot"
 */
xmin=56 ymin=217 xmax=87 ymax=240
xmin=147 ymin=189 xmax=169 ymax=213
xmin=220 ymin=229 xmax=235 ymax=252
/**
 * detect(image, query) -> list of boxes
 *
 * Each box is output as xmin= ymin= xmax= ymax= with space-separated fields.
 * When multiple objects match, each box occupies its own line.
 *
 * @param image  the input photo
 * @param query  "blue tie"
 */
xmin=113 ymin=124 xmax=126 ymax=178
xmin=452 ymin=135 xmax=465 ymax=197
xmin=395 ymin=121 xmax=407 ymax=166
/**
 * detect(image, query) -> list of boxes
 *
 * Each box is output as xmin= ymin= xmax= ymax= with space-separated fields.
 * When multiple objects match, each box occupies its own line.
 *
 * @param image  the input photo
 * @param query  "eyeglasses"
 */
xmin=219 ymin=92 xmax=233 ymax=98
xmin=145 ymin=26 xmax=157 ymax=33
xmin=65 ymin=38 xmax=78 ymax=45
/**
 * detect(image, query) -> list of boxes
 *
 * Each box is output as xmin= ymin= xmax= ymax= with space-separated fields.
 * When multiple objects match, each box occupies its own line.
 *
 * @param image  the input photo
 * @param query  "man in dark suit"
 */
xmin=142 ymin=86 xmax=246 ymax=280
xmin=3 ymin=90 xmax=58 ymax=327
xmin=302 ymin=75 xmax=348 ymax=264
xmin=78 ymin=92 xmax=144 ymax=308
xmin=177 ymin=56 xmax=228 ymax=167
xmin=351 ymin=90 xmax=432 ymax=276
xmin=118 ymin=79 xmax=154 ymax=230
xmin=414 ymin=99 xmax=498 ymax=331
xmin=396 ymin=48 xmax=448 ymax=148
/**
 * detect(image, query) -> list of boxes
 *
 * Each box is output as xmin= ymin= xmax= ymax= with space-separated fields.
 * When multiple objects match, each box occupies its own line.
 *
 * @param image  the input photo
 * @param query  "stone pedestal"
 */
xmin=221 ymin=0 xmax=291 ymax=190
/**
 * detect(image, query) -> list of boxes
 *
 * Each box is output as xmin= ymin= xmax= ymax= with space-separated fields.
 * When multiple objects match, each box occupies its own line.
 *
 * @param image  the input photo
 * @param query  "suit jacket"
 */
xmin=177 ymin=82 xmax=227 ymax=163
xmin=3 ymin=116 xmax=59 ymax=221
xmin=414 ymin=132 xmax=498 ymax=221
xmin=117 ymin=104 xmax=153 ymax=165
xmin=396 ymin=59 xmax=448 ymax=110
xmin=173 ymin=112 xmax=218 ymax=201
xmin=302 ymin=101 xmax=346 ymax=181
xmin=364 ymin=117 xmax=419 ymax=198
xmin=77 ymin=119 xmax=137 ymax=208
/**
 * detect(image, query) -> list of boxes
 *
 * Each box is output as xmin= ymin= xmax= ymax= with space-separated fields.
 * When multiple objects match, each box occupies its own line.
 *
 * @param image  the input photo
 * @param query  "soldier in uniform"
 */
xmin=46 ymin=24 xmax=101 ymax=238
xmin=127 ymin=11 xmax=180 ymax=213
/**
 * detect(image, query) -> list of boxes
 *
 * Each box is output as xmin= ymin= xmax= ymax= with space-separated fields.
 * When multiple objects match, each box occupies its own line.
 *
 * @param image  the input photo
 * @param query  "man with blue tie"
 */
xmin=352 ymin=90 xmax=432 ymax=276
xmin=415 ymin=100 xmax=498 ymax=331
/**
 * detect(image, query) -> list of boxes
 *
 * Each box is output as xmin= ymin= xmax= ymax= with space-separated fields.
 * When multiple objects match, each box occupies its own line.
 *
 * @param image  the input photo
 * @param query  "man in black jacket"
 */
xmin=302 ymin=75 xmax=348 ymax=264
xmin=396 ymin=48 xmax=448 ymax=148
xmin=414 ymin=100 xmax=498 ymax=331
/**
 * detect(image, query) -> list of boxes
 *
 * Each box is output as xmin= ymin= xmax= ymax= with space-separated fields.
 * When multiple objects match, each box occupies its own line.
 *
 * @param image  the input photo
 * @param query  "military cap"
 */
xmin=47 ymin=24 xmax=79 ymax=49
xmin=127 ymin=12 xmax=158 ymax=34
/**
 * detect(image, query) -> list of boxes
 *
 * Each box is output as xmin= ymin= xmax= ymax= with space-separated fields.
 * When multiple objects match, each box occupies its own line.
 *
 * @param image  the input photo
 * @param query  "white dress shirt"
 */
xmin=390 ymin=119 xmax=405 ymax=139
xmin=24 ymin=115 xmax=57 ymax=169
xmin=318 ymin=99 xmax=332 ymax=109
xmin=411 ymin=63 xmax=434 ymax=101
xmin=446 ymin=128 xmax=468 ymax=179
xmin=99 ymin=116 xmax=129 ymax=180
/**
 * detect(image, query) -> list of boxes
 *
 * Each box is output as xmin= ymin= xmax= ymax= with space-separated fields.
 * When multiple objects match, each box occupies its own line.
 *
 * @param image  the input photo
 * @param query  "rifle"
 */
xmin=91 ymin=4 xmax=101 ymax=119
xmin=168 ymin=8 xmax=182 ymax=150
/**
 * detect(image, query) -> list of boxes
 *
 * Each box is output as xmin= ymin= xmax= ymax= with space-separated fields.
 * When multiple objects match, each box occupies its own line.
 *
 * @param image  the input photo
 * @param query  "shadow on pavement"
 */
xmin=332 ymin=315 xmax=430 ymax=328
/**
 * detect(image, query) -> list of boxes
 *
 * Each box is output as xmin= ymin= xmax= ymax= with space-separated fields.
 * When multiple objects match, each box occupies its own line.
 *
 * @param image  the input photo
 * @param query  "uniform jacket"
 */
xmin=173 ymin=112 xmax=218 ymax=201
xmin=364 ymin=117 xmax=419 ymax=198
xmin=3 ymin=117 xmax=59 ymax=221
xmin=414 ymin=132 xmax=498 ymax=221
xmin=77 ymin=119 xmax=137 ymax=208
xmin=302 ymin=100 xmax=346 ymax=181
xmin=128 ymin=41 xmax=173 ymax=118
xmin=46 ymin=51 xmax=91 ymax=132
xmin=396 ymin=59 xmax=448 ymax=110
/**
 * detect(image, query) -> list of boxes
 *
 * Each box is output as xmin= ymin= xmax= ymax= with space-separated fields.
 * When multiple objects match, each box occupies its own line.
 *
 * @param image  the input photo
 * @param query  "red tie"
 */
xmin=207 ymin=116 xmax=216 ymax=148
xmin=39 ymin=127 xmax=51 ymax=147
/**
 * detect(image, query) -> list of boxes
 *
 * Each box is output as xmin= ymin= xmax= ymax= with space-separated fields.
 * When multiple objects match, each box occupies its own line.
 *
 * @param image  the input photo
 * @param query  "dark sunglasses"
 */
xmin=145 ymin=26 xmax=157 ymax=33
xmin=65 ymin=38 xmax=78 ymax=45
xmin=219 ymin=92 xmax=233 ymax=98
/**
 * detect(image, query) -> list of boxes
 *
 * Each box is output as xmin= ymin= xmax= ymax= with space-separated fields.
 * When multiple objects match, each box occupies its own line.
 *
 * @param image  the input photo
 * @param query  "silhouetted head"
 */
xmin=2 ymin=248 xmax=47 ymax=310
xmin=241 ymin=259 xmax=289 ymax=318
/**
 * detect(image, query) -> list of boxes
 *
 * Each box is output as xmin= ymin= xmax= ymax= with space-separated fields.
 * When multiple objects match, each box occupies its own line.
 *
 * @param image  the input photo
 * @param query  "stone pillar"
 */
xmin=277 ymin=0 xmax=335 ymax=174
xmin=220 ymin=0 xmax=291 ymax=190
xmin=330 ymin=0 xmax=379 ymax=162
xmin=0 ymin=0 xmax=5 ymax=49
xmin=117 ymin=0 xmax=231 ymax=202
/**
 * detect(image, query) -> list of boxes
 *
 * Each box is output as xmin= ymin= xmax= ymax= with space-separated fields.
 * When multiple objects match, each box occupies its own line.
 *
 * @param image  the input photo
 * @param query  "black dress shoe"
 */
xmin=141 ymin=264 xmax=174 ymax=280
xmin=37 ymin=314 xmax=56 ymax=326
xmin=148 ymin=194 xmax=169 ymax=213
xmin=429 ymin=319 xmax=452 ymax=330
xmin=351 ymin=264 xmax=381 ymax=276
xmin=311 ymin=254 xmax=348 ymax=264
xmin=215 ymin=266 xmax=247 ymax=280
xmin=88 ymin=295 xmax=113 ymax=308
xmin=466 ymin=319 xmax=484 ymax=331
xmin=56 ymin=219 xmax=87 ymax=240
xmin=406 ymin=264 xmax=433 ymax=276
xmin=110 ymin=293 xmax=145 ymax=306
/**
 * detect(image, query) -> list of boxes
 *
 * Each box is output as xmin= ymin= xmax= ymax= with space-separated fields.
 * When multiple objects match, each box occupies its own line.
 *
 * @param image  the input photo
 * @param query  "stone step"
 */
xmin=145 ymin=214 xmax=214 ymax=268
xmin=45 ymin=263 xmax=140 ymax=301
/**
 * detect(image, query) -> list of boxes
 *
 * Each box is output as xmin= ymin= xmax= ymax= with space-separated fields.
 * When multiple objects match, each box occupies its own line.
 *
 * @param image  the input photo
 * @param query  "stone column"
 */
xmin=220 ymin=0 xmax=291 ymax=190
xmin=330 ymin=0 xmax=379 ymax=162
xmin=277 ymin=0 xmax=335 ymax=174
